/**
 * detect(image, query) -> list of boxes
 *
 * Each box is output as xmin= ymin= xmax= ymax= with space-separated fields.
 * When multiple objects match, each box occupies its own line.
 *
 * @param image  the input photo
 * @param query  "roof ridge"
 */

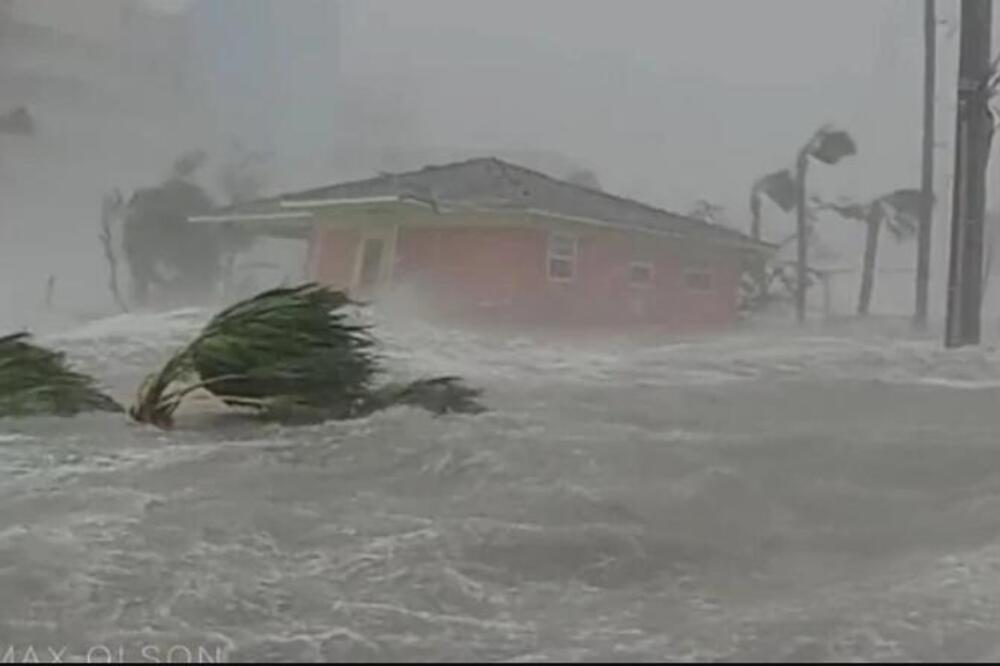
xmin=483 ymin=157 xmax=711 ymax=229
xmin=238 ymin=154 xmax=760 ymax=246
xmin=281 ymin=156 xmax=501 ymax=201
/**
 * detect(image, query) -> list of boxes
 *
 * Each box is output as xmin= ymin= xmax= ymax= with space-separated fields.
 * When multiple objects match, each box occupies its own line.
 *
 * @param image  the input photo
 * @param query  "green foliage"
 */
xmin=122 ymin=150 xmax=258 ymax=308
xmin=0 ymin=333 xmax=121 ymax=417
xmin=878 ymin=188 xmax=925 ymax=241
xmin=752 ymin=169 xmax=799 ymax=214
xmin=122 ymin=177 xmax=221 ymax=306
xmin=130 ymin=283 xmax=486 ymax=428
xmin=818 ymin=188 xmax=925 ymax=241
xmin=218 ymin=142 xmax=271 ymax=205
xmin=191 ymin=284 xmax=376 ymax=408
xmin=808 ymin=127 xmax=857 ymax=165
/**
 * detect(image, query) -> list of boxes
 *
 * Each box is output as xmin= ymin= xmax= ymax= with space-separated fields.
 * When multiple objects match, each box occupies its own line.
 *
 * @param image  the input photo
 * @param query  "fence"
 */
xmin=816 ymin=266 xmax=1000 ymax=331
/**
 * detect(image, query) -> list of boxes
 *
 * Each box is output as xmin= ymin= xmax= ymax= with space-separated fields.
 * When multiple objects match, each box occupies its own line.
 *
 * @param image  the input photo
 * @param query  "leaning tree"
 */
xmin=816 ymin=189 xmax=924 ymax=316
xmin=112 ymin=151 xmax=230 ymax=308
xmin=750 ymin=125 xmax=857 ymax=322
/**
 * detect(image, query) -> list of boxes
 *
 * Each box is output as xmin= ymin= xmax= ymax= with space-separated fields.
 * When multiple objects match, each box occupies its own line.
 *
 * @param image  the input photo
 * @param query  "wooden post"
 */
xmin=914 ymin=0 xmax=936 ymax=330
xmin=821 ymin=271 xmax=832 ymax=320
xmin=944 ymin=0 xmax=992 ymax=348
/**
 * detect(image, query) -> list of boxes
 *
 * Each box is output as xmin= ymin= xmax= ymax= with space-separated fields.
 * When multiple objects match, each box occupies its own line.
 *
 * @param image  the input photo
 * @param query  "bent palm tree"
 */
xmin=752 ymin=125 xmax=857 ymax=323
xmin=0 ymin=333 xmax=121 ymax=417
xmin=750 ymin=168 xmax=799 ymax=241
xmin=817 ymin=188 xmax=924 ymax=316
xmin=130 ymin=283 xmax=485 ymax=428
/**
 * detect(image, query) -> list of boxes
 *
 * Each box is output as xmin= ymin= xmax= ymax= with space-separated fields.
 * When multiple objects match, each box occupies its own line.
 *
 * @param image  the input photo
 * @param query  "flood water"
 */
xmin=3 ymin=311 xmax=1000 ymax=662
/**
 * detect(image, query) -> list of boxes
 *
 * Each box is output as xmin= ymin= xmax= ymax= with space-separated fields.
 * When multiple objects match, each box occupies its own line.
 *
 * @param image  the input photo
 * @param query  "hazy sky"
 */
xmin=336 ymin=0 xmax=965 ymax=223
xmin=157 ymin=0 xmax=970 ymax=227
xmin=3 ymin=0 xmax=991 ymax=320
xmin=146 ymin=0 xmax=976 ymax=283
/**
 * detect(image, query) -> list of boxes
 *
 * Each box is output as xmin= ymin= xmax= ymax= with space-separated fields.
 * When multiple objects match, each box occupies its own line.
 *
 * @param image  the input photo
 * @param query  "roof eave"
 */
xmin=191 ymin=192 xmax=775 ymax=253
xmin=187 ymin=211 xmax=314 ymax=224
xmin=279 ymin=195 xmax=437 ymax=210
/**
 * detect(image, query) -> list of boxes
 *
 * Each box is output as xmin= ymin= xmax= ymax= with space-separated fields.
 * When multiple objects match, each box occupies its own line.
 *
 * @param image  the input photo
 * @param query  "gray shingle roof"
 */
xmin=225 ymin=157 xmax=772 ymax=249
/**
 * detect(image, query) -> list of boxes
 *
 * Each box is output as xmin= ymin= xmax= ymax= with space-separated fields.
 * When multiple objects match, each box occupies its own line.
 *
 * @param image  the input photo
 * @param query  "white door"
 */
xmin=351 ymin=228 xmax=397 ymax=300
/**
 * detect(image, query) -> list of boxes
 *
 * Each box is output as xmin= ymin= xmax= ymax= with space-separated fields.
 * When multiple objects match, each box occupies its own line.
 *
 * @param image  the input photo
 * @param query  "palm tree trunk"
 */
xmin=750 ymin=188 xmax=762 ymax=241
xmin=858 ymin=208 xmax=882 ymax=316
xmin=749 ymin=190 xmax=769 ymax=300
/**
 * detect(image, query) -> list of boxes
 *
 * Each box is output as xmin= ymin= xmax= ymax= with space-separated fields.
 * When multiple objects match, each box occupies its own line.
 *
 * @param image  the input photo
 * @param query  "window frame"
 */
xmin=546 ymin=231 xmax=578 ymax=282
xmin=683 ymin=267 xmax=714 ymax=292
xmin=628 ymin=260 xmax=655 ymax=288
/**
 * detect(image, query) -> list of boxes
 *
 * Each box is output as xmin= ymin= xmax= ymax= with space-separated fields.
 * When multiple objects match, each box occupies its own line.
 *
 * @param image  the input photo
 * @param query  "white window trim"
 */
xmin=628 ymin=260 xmax=655 ymax=288
xmin=547 ymin=232 xmax=578 ymax=282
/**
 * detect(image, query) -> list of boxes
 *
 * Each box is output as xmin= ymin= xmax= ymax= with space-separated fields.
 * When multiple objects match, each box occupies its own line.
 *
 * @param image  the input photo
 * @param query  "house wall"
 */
xmin=393 ymin=226 xmax=543 ymax=321
xmin=394 ymin=226 xmax=741 ymax=330
xmin=306 ymin=217 xmax=745 ymax=331
xmin=308 ymin=227 xmax=360 ymax=288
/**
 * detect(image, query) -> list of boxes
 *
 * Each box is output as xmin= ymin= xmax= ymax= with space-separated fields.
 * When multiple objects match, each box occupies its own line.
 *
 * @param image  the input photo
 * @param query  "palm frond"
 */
xmin=814 ymin=196 xmax=871 ymax=222
xmin=753 ymin=169 xmax=799 ymax=213
xmin=0 ymin=332 xmax=122 ymax=417
xmin=815 ymin=188 xmax=924 ymax=242
xmin=808 ymin=127 xmax=857 ymax=165
xmin=877 ymin=188 xmax=923 ymax=242
xmin=130 ymin=283 xmax=486 ymax=428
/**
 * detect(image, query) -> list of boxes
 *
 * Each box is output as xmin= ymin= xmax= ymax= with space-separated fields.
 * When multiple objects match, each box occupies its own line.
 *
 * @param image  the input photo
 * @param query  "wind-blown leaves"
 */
xmin=808 ymin=127 xmax=857 ymax=165
xmin=817 ymin=188 xmax=925 ymax=241
xmin=130 ymin=283 xmax=486 ymax=428
xmin=816 ymin=187 xmax=925 ymax=316
xmin=752 ymin=169 xmax=799 ymax=214
xmin=0 ymin=333 xmax=122 ymax=417
xmin=817 ymin=198 xmax=870 ymax=223
xmin=879 ymin=188 xmax=925 ymax=241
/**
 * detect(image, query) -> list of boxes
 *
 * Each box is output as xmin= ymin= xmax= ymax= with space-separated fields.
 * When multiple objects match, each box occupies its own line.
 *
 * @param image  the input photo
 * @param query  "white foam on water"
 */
xmin=4 ymin=308 xmax=1000 ymax=659
xmin=0 ymin=434 xmax=36 ymax=444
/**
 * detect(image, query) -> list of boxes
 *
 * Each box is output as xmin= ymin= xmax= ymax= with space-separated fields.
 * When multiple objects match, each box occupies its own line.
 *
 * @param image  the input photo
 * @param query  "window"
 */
xmin=547 ymin=232 xmax=577 ymax=281
xmin=629 ymin=261 xmax=654 ymax=287
xmin=683 ymin=251 xmax=714 ymax=292
xmin=684 ymin=269 xmax=713 ymax=291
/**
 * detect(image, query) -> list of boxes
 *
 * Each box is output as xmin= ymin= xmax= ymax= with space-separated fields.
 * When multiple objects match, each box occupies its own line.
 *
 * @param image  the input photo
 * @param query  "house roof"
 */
xmin=196 ymin=157 xmax=773 ymax=251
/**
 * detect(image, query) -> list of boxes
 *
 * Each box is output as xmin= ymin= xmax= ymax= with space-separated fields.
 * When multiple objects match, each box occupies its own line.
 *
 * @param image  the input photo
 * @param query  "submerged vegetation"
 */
xmin=0 ymin=332 xmax=121 ymax=417
xmin=1 ymin=284 xmax=484 ymax=427
xmin=130 ymin=283 xmax=485 ymax=428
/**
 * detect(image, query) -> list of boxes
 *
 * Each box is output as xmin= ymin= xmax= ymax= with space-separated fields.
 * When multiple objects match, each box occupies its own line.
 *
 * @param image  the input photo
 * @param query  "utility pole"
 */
xmin=914 ymin=0 xmax=936 ymax=330
xmin=794 ymin=147 xmax=810 ymax=324
xmin=944 ymin=0 xmax=992 ymax=348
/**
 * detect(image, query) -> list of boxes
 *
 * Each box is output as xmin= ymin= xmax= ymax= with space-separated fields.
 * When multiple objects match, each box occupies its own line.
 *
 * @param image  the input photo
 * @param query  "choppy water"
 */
xmin=4 ymin=311 xmax=1000 ymax=662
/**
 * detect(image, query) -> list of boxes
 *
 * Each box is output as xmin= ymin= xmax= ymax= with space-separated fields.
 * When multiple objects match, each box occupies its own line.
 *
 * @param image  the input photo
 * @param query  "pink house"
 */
xmin=196 ymin=158 xmax=773 ymax=332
